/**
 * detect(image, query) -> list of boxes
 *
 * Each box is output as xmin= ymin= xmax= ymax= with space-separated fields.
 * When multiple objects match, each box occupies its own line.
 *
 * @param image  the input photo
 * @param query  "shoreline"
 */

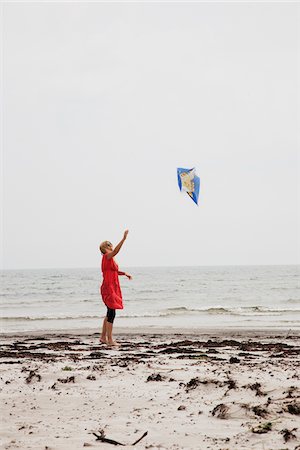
xmin=1 ymin=326 xmax=299 ymax=339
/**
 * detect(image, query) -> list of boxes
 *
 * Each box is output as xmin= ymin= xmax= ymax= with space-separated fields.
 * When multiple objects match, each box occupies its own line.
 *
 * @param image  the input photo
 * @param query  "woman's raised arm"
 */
xmin=106 ymin=230 xmax=129 ymax=259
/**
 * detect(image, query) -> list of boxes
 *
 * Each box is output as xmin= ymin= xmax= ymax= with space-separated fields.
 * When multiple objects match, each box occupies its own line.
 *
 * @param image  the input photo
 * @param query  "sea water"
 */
xmin=1 ymin=265 xmax=299 ymax=332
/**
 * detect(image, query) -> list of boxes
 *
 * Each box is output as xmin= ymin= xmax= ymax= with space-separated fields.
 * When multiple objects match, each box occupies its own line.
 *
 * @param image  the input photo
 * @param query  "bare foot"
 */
xmin=100 ymin=338 xmax=107 ymax=344
xmin=107 ymin=340 xmax=120 ymax=347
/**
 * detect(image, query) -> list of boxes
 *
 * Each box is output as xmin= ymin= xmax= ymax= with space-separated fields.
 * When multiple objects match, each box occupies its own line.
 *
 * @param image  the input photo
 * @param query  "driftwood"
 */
xmin=93 ymin=430 xmax=148 ymax=446
xmin=93 ymin=431 xmax=124 ymax=446
xmin=132 ymin=432 xmax=148 ymax=445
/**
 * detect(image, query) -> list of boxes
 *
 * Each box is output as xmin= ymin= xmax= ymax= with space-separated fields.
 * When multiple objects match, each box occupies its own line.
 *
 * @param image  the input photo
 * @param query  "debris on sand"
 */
xmin=93 ymin=429 xmax=148 ymax=446
xmin=25 ymin=370 xmax=41 ymax=384
xmin=244 ymin=382 xmax=266 ymax=396
xmin=280 ymin=427 xmax=297 ymax=443
xmin=185 ymin=377 xmax=202 ymax=391
xmin=284 ymin=386 xmax=298 ymax=398
xmin=87 ymin=375 xmax=96 ymax=381
xmin=57 ymin=376 xmax=75 ymax=383
xmin=185 ymin=377 xmax=221 ymax=392
xmin=286 ymin=403 xmax=300 ymax=415
xmin=146 ymin=373 xmax=165 ymax=382
xmin=223 ymin=377 xmax=237 ymax=395
xmin=211 ymin=404 xmax=229 ymax=419
xmin=251 ymin=422 xmax=272 ymax=434
xmin=88 ymin=352 xmax=107 ymax=359
xmin=229 ymin=357 xmax=240 ymax=364
xmin=93 ymin=430 xmax=124 ymax=446
xmin=252 ymin=405 xmax=268 ymax=418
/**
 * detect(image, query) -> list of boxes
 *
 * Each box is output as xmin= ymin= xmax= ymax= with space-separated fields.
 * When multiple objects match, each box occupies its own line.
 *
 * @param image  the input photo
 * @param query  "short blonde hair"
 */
xmin=99 ymin=241 xmax=112 ymax=255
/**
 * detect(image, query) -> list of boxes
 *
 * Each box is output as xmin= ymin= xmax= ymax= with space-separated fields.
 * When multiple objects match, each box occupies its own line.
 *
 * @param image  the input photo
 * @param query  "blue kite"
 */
xmin=177 ymin=167 xmax=200 ymax=205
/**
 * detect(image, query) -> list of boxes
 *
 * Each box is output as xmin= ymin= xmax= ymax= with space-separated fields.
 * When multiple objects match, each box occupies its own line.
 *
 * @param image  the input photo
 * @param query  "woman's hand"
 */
xmin=125 ymin=273 xmax=132 ymax=280
xmin=123 ymin=229 xmax=129 ymax=240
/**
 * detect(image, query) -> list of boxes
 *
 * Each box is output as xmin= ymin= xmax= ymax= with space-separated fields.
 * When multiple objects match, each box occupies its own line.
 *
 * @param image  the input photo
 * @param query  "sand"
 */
xmin=0 ymin=328 xmax=299 ymax=450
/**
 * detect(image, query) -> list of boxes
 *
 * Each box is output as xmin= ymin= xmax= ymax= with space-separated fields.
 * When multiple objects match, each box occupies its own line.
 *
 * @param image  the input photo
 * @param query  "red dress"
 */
xmin=100 ymin=254 xmax=124 ymax=310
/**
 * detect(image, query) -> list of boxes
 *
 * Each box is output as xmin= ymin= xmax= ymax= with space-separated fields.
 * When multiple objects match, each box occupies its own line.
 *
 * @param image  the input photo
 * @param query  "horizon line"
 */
xmin=1 ymin=263 xmax=299 ymax=272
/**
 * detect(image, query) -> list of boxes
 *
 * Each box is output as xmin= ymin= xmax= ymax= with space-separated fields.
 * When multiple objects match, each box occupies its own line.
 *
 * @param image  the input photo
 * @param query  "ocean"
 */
xmin=1 ymin=265 xmax=299 ymax=333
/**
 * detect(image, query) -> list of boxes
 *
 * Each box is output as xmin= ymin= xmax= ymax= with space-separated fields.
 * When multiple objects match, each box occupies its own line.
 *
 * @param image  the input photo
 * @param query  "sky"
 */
xmin=1 ymin=2 xmax=299 ymax=270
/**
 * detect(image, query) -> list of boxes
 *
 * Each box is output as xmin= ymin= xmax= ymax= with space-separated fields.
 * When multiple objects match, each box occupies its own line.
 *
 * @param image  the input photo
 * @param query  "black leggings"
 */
xmin=106 ymin=308 xmax=116 ymax=324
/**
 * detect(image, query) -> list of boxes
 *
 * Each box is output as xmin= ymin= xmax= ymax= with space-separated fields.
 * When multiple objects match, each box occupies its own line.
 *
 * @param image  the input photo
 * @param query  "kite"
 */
xmin=177 ymin=167 xmax=200 ymax=205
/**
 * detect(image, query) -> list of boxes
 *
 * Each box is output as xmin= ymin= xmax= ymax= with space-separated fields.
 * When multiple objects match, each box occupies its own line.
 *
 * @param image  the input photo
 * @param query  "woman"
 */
xmin=99 ymin=230 xmax=132 ymax=346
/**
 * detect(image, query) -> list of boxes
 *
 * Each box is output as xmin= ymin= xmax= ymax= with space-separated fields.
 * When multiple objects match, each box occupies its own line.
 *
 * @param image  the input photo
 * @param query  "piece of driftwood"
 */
xmin=132 ymin=431 xmax=148 ymax=445
xmin=93 ymin=430 xmax=148 ymax=446
xmin=93 ymin=431 xmax=124 ymax=446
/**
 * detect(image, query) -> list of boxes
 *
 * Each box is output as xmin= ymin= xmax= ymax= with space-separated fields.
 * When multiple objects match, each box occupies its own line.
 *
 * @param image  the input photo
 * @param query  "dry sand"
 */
xmin=0 ymin=328 xmax=299 ymax=450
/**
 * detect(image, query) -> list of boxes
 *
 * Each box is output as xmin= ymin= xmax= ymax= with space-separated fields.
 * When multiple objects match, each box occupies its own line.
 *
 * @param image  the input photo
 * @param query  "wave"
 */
xmin=139 ymin=289 xmax=166 ymax=293
xmin=1 ymin=314 xmax=100 ymax=321
xmin=164 ymin=306 xmax=300 ymax=316
xmin=2 ymin=305 xmax=300 ymax=322
xmin=287 ymin=298 xmax=300 ymax=304
xmin=271 ymin=287 xmax=300 ymax=291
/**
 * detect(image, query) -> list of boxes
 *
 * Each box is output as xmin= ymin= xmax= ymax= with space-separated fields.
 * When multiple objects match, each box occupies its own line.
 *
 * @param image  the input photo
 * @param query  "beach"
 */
xmin=1 ymin=328 xmax=299 ymax=450
xmin=2 ymin=1 xmax=299 ymax=448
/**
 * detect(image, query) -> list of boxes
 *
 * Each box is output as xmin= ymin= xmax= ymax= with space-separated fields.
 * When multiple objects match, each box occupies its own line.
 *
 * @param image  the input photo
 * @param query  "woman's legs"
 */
xmin=106 ymin=308 xmax=117 ymax=345
xmin=100 ymin=317 xmax=108 ymax=343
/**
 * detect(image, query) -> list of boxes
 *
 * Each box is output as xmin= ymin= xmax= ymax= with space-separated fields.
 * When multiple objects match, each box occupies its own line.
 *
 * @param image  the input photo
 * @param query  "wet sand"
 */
xmin=0 ymin=329 xmax=299 ymax=449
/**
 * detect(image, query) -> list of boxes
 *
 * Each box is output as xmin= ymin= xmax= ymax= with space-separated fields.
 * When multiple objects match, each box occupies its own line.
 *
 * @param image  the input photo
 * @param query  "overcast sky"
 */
xmin=1 ymin=2 xmax=299 ymax=270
